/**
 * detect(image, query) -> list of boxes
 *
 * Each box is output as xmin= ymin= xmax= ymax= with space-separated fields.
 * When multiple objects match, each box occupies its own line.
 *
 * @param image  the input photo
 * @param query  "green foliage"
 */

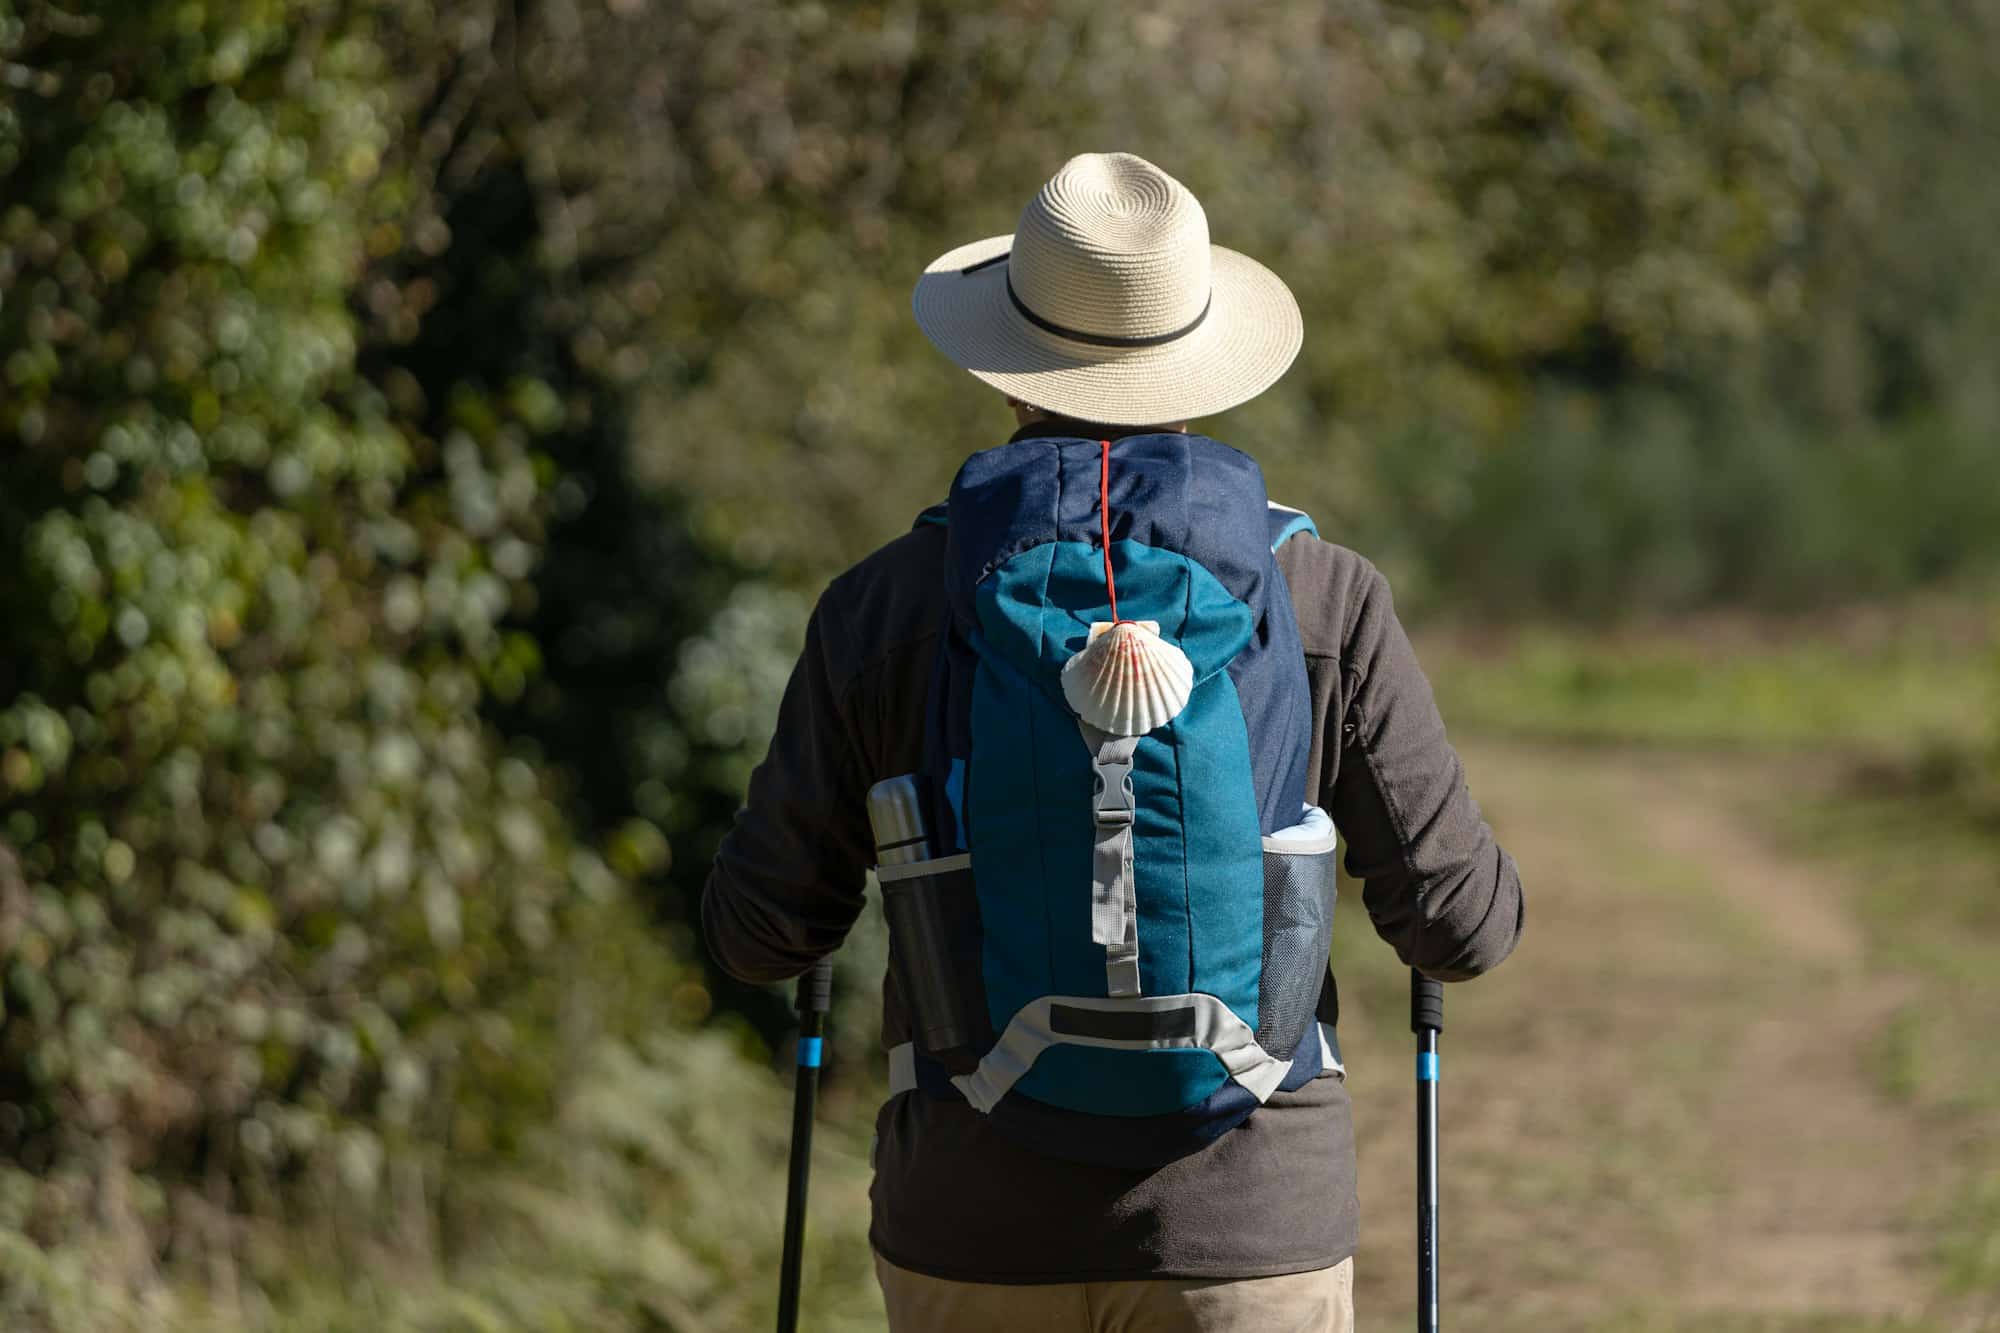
xmin=0 ymin=969 xmax=883 ymax=1332
xmin=1364 ymin=389 xmax=2000 ymax=617
xmin=350 ymin=87 xmax=794 ymax=1036
xmin=590 ymin=0 xmax=1995 ymax=588
xmin=0 ymin=0 xmax=587 ymax=1205
xmin=0 ymin=0 xmax=762 ymax=1289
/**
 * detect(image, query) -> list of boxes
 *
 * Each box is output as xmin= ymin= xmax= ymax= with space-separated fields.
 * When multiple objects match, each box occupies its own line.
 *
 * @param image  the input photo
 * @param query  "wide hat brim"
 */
xmin=911 ymin=233 xmax=1303 ymax=427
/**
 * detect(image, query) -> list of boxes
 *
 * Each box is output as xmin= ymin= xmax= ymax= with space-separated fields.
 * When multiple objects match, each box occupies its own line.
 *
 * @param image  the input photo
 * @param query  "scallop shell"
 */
xmin=1060 ymin=620 xmax=1194 ymax=736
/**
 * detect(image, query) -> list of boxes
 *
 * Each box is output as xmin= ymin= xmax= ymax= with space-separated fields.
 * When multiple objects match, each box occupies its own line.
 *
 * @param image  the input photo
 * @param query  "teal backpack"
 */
xmin=887 ymin=431 xmax=1341 ymax=1167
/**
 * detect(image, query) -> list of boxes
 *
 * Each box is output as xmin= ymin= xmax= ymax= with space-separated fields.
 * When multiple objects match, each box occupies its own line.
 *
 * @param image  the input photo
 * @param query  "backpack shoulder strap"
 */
xmin=1266 ymin=501 xmax=1317 ymax=552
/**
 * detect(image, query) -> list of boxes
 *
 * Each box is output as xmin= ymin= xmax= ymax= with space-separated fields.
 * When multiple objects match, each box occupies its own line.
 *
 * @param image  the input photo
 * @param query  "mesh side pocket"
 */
xmin=1256 ymin=807 xmax=1338 ymax=1060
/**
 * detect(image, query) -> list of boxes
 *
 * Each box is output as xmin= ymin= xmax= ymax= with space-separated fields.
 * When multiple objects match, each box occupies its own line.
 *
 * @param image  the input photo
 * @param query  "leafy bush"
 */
xmin=0 ymin=0 xmax=739 ymax=1285
xmin=0 ymin=966 xmax=883 ymax=1333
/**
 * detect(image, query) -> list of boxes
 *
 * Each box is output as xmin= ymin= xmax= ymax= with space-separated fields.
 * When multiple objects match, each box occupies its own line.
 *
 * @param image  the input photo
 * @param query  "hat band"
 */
xmin=963 ymin=251 xmax=1212 ymax=349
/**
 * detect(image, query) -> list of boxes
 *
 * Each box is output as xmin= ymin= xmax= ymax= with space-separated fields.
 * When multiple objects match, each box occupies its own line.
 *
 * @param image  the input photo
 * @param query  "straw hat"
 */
xmin=912 ymin=152 xmax=1302 ymax=426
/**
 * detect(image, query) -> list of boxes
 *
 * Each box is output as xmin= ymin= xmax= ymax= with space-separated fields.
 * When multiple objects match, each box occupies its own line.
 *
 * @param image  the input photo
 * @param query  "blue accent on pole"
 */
xmin=797 ymin=1037 xmax=823 ymax=1068
xmin=1418 ymin=1051 xmax=1438 ymax=1082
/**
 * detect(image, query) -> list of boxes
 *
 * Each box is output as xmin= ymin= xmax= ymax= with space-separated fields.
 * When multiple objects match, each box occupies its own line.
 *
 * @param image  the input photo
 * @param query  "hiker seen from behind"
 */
xmin=703 ymin=151 xmax=1525 ymax=1333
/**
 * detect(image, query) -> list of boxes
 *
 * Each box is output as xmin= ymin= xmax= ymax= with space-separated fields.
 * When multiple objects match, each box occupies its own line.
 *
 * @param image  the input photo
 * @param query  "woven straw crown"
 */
xmin=1012 ymin=154 xmax=1212 ymax=343
xmin=912 ymin=152 xmax=1302 ymax=426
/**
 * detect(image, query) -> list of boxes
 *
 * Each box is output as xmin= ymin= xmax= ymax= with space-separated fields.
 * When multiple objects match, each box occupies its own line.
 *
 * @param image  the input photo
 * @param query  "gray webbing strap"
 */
xmin=1079 ymin=722 xmax=1141 ymax=996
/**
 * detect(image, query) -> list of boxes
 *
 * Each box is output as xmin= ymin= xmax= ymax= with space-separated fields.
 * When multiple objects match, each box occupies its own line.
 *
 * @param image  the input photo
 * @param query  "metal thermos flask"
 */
xmin=868 ymin=775 xmax=976 ymax=1070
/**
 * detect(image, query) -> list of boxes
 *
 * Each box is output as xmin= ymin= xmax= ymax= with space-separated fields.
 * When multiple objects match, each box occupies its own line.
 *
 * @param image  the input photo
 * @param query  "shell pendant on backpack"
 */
xmin=1060 ymin=620 xmax=1194 ymax=736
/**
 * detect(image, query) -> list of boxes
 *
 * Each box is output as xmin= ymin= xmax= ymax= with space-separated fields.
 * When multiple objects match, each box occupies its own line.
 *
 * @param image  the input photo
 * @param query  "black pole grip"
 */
xmin=798 ymin=954 xmax=834 ymax=1017
xmin=1411 ymin=971 xmax=1444 ymax=1035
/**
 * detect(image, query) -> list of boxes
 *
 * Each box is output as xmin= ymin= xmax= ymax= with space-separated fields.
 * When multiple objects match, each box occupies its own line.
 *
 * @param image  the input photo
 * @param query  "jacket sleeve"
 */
xmin=700 ymin=594 xmax=875 ymax=984
xmin=1328 ymin=562 xmax=1523 ymax=981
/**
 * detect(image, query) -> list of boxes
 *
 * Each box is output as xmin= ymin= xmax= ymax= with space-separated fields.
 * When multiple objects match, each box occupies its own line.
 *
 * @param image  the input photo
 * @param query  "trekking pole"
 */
xmin=1411 ymin=970 xmax=1444 ymax=1333
xmin=776 ymin=954 xmax=834 ymax=1333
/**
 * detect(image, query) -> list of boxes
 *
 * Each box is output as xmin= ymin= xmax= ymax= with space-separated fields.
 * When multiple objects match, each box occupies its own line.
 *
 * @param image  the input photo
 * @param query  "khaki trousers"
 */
xmin=874 ymin=1252 xmax=1355 ymax=1333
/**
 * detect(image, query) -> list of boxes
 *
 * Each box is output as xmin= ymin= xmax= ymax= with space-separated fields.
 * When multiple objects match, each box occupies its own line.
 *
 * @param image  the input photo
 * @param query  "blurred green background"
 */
xmin=2 ymin=1 xmax=1996 ymax=1329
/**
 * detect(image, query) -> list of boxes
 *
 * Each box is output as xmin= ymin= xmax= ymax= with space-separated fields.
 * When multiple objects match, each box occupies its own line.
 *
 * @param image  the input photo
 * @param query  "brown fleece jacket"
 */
xmin=702 ymin=422 xmax=1523 ymax=1282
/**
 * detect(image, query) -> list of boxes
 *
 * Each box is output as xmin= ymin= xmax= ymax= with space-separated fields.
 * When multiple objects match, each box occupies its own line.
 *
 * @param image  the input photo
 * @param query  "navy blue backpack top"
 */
xmin=886 ymin=431 xmax=1342 ymax=1168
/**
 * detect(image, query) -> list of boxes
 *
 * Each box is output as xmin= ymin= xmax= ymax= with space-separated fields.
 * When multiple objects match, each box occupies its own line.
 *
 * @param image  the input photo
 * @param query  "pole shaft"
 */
xmin=1411 ymin=970 xmax=1443 ymax=1333
xmin=776 ymin=957 xmax=834 ymax=1333
xmin=1417 ymin=1025 xmax=1439 ymax=1333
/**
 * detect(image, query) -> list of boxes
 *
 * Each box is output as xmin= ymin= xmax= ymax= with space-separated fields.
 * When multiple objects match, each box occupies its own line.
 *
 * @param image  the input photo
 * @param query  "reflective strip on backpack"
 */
xmin=887 ymin=1042 xmax=917 ymax=1095
xmin=884 ymin=1019 xmax=1344 ymax=1100
xmin=952 ymin=993 xmax=1293 ymax=1114
xmin=876 ymin=852 xmax=972 ymax=882
xmin=1317 ymin=1023 xmax=1343 ymax=1079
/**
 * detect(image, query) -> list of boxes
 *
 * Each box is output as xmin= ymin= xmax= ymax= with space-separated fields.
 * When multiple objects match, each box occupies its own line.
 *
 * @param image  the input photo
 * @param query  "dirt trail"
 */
xmin=1338 ymin=739 xmax=1958 ymax=1330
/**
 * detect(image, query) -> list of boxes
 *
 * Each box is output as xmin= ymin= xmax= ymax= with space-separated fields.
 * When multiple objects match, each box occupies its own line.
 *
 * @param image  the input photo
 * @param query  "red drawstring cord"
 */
xmin=1099 ymin=438 xmax=1126 ymax=625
